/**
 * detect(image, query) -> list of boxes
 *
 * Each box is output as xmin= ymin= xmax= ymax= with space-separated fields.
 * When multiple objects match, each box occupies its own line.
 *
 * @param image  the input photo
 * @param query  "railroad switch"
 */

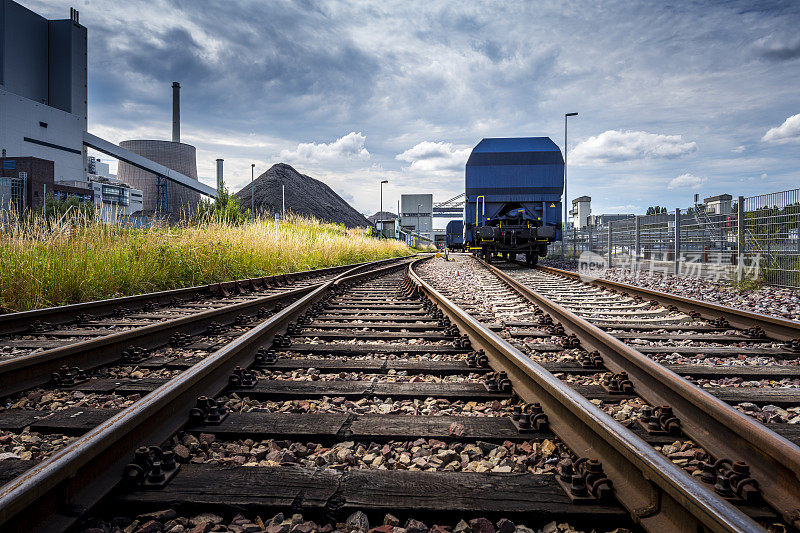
xmin=742 ymin=325 xmax=766 ymax=339
xmin=557 ymin=457 xmax=614 ymax=503
xmin=255 ymin=347 xmax=278 ymax=365
xmin=697 ymin=457 xmax=761 ymax=505
xmin=484 ymin=371 xmax=512 ymax=393
xmin=51 ymin=365 xmax=88 ymax=387
xmin=578 ymin=351 xmax=604 ymax=369
xmin=511 ymin=402 xmax=549 ymax=432
xmin=466 ymin=350 xmax=490 ymax=368
xmin=169 ymin=332 xmax=192 ymax=347
xmin=75 ymin=312 xmax=96 ymax=325
xmin=121 ymin=345 xmax=150 ymax=364
xmin=637 ymin=405 xmax=681 ymax=435
xmin=189 ymin=396 xmax=228 ymax=425
xmin=559 ymin=334 xmax=580 ymax=348
xmin=601 ymin=372 xmax=634 ymax=394
xmin=28 ymin=319 xmax=53 ymax=333
xmin=783 ymin=338 xmax=800 ymax=353
xmin=229 ymin=366 xmax=257 ymax=388
xmin=123 ymin=446 xmax=180 ymax=489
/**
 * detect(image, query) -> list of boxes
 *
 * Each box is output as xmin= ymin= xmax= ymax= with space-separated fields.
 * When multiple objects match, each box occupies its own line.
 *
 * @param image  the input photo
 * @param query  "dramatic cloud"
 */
xmin=668 ymin=173 xmax=706 ymax=190
xmin=24 ymin=0 xmax=800 ymax=216
xmin=395 ymin=141 xmax=471 ymax=174
xmin=278 ymin=132 xmax=370 ymax=163
xmin=762 ymin=114 xmax=800 ymax=143
xmin=570 ymin=130 xmax=698 ymax=166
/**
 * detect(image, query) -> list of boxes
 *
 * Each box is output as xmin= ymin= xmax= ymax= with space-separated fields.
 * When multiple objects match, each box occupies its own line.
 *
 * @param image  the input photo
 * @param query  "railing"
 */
xmin=551 ymin=188 xmax=800 ymax=287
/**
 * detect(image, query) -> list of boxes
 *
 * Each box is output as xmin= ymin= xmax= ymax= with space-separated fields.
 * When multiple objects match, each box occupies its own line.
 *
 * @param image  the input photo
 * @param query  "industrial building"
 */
xmin=400 ymin=194 xmax=433 ymax=238
xmin=0 ymin=1 xmax=87 ymax=182
xmin=117 ymin=139 xmax=199 ymax=214
xmin=1 ymin=1 xmax=216 ymax=219
xmin=570 ymin=195 xmax=592 ymax=229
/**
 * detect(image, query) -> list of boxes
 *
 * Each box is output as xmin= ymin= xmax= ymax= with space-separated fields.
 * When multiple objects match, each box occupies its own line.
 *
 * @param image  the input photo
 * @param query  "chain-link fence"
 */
xmin=551 ymin=188 xmax=800 ymax=287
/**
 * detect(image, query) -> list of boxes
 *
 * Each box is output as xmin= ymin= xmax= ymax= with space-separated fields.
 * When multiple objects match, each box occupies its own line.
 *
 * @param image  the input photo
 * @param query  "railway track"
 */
xmin=421 ymin=255 xmax=800 ymax=531
xmin=0 ymin=254 xmax=793 ymax=532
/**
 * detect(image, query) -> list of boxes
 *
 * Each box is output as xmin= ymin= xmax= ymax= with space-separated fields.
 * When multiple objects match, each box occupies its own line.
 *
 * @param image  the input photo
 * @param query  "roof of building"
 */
xmin=470 ymin=137 xmax=561 ymax=154
xmin=704 ymin=194 xmax=732 ymax=202
xmin=572 ymin=195 xmax=591 ymax=204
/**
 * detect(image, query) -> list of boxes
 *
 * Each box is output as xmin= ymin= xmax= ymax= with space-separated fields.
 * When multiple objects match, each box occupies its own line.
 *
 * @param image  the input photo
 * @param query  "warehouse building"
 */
xmin=400 ymin=194 xmax=433 ymax=238
xmin=0 ymin=1 xmax=87 ymax=182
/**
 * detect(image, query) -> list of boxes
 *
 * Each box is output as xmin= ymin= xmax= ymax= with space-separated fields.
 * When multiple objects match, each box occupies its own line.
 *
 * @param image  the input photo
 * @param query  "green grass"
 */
xmin=0 ymin=212 xmax=412 ymax=312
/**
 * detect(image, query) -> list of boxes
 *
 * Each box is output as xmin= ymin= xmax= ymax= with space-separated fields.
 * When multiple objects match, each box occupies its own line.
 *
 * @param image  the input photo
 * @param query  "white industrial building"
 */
xmin=0 ymin=1 xmax=87 ymax=182
xmin=400 ymin=193 xmax=433 ymax=238
xmin=570 ymin=195 xmax=592 ymax=229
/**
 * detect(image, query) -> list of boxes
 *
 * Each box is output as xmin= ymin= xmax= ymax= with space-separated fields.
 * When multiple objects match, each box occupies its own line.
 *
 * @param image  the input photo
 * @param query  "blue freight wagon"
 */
xmin=464 ymin=137 xmax=563 ymax=265
xmin=445 ymin=219 xmax=464 ymax=251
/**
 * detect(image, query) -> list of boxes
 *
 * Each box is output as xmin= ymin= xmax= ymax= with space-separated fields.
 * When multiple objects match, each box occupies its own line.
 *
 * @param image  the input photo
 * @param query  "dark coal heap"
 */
xmin=234 ymin=163 xmax=370 ymax=228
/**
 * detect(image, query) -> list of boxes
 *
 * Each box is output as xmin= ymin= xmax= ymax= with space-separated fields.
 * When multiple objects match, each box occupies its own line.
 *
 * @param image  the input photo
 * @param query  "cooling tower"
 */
xmin=116 ymin=140 xmax=200 ymax=215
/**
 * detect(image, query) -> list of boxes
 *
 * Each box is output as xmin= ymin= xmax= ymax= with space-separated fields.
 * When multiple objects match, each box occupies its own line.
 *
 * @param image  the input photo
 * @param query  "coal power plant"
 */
xmin=116 ymin=82 xmax=201 ymax=215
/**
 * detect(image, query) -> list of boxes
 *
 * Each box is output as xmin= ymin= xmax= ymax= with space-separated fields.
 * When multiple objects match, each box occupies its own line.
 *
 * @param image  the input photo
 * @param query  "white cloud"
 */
xmin=278 ymin=132 xmax=370 ymax=163
xmin=570 ymin=130 xmax=698 ymax=166
xmin=762 ymin=114 xmax=800 ymax=144
xmin=395 ymin=141 xmax=471 ymax=173
xmin=668 ymin=173 xmax=706 ymax=189
xmin=732 ymin=145 xmax=746 ymax=153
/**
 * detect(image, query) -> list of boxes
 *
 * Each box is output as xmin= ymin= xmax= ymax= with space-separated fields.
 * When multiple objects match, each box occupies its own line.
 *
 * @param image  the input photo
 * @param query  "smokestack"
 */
xmin=172 ymin=82 xmax=181 ymax=143
xmin=216 ymin=159 xmax=224 ymax=191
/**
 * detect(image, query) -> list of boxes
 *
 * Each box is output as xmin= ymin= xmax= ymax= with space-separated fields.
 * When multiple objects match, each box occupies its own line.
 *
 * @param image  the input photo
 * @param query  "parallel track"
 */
xmin=0 ymin=255 xmax=789 ymax=532
xmin=469 ymin=258 xmax=800 ymax=529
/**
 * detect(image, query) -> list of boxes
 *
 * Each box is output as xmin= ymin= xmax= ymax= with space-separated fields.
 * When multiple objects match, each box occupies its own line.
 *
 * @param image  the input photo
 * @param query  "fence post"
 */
xmin=674 ymin=208 xmax=681 ymax=276
xmin=737 ymin=196 xmax=745 ymax=281
xmin=607 ymin=222 xmax=613 ymax=269
xmin=634 ymin=216 xmax=641 ymax=271
xmin=572 ymin=228 xmax=576 ymax=258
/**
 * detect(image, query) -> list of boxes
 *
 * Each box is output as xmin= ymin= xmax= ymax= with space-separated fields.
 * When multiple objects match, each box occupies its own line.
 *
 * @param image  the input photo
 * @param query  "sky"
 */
xmin=26 ymin=0 xmax=800 ymax=222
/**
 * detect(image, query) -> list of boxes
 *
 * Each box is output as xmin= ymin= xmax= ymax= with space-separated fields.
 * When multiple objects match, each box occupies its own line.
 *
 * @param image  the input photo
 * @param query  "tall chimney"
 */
xmin=216 ymin=159 xmax=224 ymax=191
xmin=172 ymin=82 xmax=181 ymax=143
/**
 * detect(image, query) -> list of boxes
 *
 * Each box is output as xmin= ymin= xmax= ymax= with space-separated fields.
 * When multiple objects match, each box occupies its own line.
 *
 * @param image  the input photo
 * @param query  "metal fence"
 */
xmin=551 ymin=188 xmax=800 ymax=287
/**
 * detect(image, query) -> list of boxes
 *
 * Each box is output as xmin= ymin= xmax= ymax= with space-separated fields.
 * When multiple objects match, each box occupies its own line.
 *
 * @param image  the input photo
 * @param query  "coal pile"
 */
xmin=235 ymin=163 xmax=370 ymax=228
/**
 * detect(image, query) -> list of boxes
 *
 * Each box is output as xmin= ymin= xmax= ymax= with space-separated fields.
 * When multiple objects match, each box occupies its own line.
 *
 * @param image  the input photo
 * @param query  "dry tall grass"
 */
xmin=0 ymin=212 xmax=411 ymax=312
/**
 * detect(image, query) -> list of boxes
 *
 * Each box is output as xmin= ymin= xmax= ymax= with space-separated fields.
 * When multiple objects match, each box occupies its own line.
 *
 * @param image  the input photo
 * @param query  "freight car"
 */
xmin=445 ymin=219 xmax=464 ymax=251
xmin=464 ymin=137 xmax=563 ymax=266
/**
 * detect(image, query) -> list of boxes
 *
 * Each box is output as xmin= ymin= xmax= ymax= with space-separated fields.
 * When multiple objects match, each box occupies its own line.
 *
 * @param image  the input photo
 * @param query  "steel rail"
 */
xmin=535 ymin=264 xmax=800 ymax=341
xmin=484 ymin=260 xmax=800 ymax=528
xmin=408 ymin=259 xmax=763 ymax=532
xmin=0 ymin=256 xmax=413 ymax=336
xmin=0 ymin=257 xmax=412 ymax=532
xmin=0 ymin=285 xmax=314 ymax=397
xmin=0 ymin=256 xmax=414 ymax=397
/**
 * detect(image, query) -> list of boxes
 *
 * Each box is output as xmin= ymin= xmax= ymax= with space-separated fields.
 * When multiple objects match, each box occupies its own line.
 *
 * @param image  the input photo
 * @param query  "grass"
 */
xmin=0 ymin=212 xmax=412 ymax=312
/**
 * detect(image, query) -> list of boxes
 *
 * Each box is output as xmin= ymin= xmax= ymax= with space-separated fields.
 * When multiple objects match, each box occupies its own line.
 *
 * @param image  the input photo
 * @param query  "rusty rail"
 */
xmin=0 ymin=257 xmax=412 ymax=531
xmin=483 ymin=260 xmax=800 ymax=528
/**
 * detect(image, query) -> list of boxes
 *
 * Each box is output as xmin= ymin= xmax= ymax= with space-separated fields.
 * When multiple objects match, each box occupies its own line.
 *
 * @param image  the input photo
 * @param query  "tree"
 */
xmin=646 ymin=206 xmax=668 ymax=215
xmin=43 ymin=195 xmax=96 ymax=221
xmin=195 ymin=185 xmax=251 ymax=224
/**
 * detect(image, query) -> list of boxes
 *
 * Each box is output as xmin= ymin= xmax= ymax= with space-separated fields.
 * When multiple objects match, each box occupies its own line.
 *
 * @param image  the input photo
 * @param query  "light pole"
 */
xmin=563 ymin=112 xmax=578 ymax=258
xmin=250 ymin=163 xmax=255 ymax=220
xmin=379 ymin=179 xmax=388 ymax=237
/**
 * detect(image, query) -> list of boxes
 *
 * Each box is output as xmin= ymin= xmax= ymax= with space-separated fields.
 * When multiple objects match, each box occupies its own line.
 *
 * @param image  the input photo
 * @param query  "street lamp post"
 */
xmin=563 ymin=112 xmax=578 ymax=258
xmin=379 ymin=179 xmax=388 ymax=237
xmin=250 ymin=163 xmax=255 ymax=220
